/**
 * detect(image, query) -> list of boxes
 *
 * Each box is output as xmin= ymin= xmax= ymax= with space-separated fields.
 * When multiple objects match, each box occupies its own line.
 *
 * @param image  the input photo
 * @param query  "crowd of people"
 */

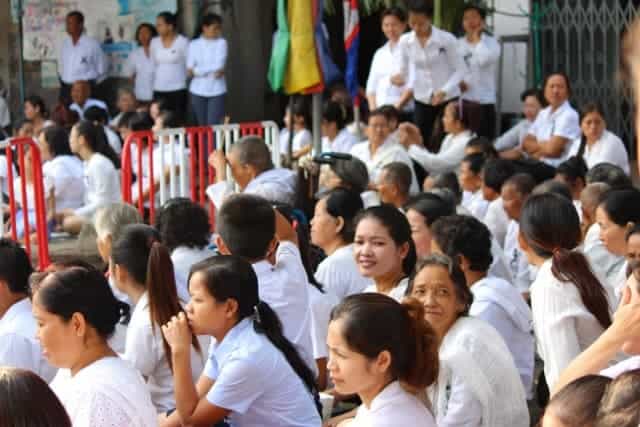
xmin=0 ymin=0 xmax=639 ymax=426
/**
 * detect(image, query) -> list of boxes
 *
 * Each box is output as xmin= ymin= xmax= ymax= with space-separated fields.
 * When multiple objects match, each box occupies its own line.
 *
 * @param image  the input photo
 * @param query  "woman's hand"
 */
xmin=398 ymin=122 xmax=423 ymax=148
xmin=161 ymin=312 xmax=193 ymax=355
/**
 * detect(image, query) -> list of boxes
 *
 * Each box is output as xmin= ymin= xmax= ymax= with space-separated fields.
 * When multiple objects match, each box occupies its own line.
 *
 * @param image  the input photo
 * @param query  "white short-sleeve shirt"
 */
xmin=527 ymin=101 xmax=581 ymax=167
xmin=314 ymin=244 xmax=373 ymax=299
xmin=150 ymin=35 xmax=189 ymax=92
xmin=279 ymin=128 xmax=312 ymax=155
xmin=364 ymin=277 xmax=409 ymax=303
xmin=187 ymin=37 xmax=228 ymax=97
xmin=42 ymin=155 xmax=85 ymax=211
xmin=69 ymin=98 xmax=109 ymax=120
xmin=503 ymin=220 xmax=532 ymax=293
xmin=568 ymin=129 xmax=630 ymax=174
xmin=308 ymin=285 xmax=339 ymax=360
xmin=75 ymin=153 xmax=121 ymax=219
xmin=204 ymin=318 xmax=321 ymax=427
xmin=58 ymin=34 xmax=107 ymax=84
xmin=457 ymin=34 xmax=501 ymax=104
xmin=366 ymin=41 xmax=414 ymax=112
xmin=124 ymin=47 xmax=155 ymax=102
xmin=321 ymin=128 xmax=360 ymax=154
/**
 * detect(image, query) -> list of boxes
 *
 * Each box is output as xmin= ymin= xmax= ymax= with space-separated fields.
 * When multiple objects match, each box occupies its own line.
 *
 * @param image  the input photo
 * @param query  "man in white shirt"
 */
xmin=481 ymin=158 xmax=516 ymax=247
xmin=58 ymin=11 xmax=107 ymax=104
xmin=391 ymin=0 xmax=464 ymax=151
xmin=458 ymin=4 xmax=501 ymax=139
xmin=206 ymin=135 xmax=297 ymax=209
xmin=0 ymin=239 xmax=55 ymax=381
xmin=376 ymin=162 xmax=412 ymax=209
xmin=69 ymin=80 xmax=109 ymax=120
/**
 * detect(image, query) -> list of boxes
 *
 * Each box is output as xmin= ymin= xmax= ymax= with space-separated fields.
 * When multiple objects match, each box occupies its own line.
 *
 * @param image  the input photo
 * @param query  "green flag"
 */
xmin=268 ymin=0 xmax=290 ymax=92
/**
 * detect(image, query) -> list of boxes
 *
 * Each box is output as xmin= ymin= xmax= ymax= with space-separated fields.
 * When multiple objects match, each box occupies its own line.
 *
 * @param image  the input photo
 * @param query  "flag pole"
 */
xmin=353 ymin=95 xmax=361 ymax=140
xmin=312 ymin=93 xmax=323 ymax=156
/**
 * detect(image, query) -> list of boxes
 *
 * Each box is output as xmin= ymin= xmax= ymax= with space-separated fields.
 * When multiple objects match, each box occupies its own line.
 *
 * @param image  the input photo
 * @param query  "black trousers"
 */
xmin=153 ymin=89 xmax=188 ymax=120
xmin=414 ymin=99 xmax=448 ymax=153
xmin=463 ymin=100 xmax=496 ymax=140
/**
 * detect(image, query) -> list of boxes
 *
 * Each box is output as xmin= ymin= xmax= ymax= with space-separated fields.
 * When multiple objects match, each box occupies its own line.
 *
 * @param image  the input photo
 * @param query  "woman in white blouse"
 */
xmin=187 ymin=14 xmax=227 ymax=125
xmin=111 ymin=224 xmax=205 ymax=413
xmin=522 ymin=72 xmax=581 ymax=166
xmin=321 ymin=100 xmax=359 ymax=154
xmin=366 ymin=7 xmax=413 ymax=116
xmin=354 ymin=205 xmax=416 ymax=302
xmin=519 ymin=193 xmax=617 ymax=390
xmin=496 ymin=88 xmax=545 ymax=158
xmin=150 ymin=12 xmax=189 ymax=116
xmin=125 ymin=23 xmax=157 ymax=104
xmin=32 ymin=266 xmax=157 ymax=427
xmin=409 ymin=254 xmax=529 ymax=427
xmin=569 ymin=102 xmax=630 ymax=174
xmin=327 ymin=293 xmax=439 ymax=427
xmin=312 ymin=187 xmax=371 ymax=299
xmin=159 ymin=255 xmax=321 ymax=427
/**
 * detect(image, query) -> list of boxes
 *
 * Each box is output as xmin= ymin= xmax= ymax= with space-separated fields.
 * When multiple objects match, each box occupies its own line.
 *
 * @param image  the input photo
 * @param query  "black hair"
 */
xmin=543 ymin=71 xmax=572 ymax=98
xmin=544 ymin=375 xmax=611 ymax=427
xmin=355 ymin=205 xmax=417 ymax=276
xmin=520 ymin=193 xmax=612 ymax=329
xmin=330 ymin=293 xmax=439 ymax=389
xmin=36 ymin=266 xmax=130 ymax=339
xmin=482 ymin=158 xmax=516 ymax=193
xmin=431 ymin=215 xmax=493 ymax=272
xmin=322 ymin=187 xmax=364 ymax=243
xmin=117 ymin=111 xmax=138 ymax=129
xmin=322 ymin=100 xmax=349 ymax=130
xmin=626 ymin=223 xmax=640 ymax=242
xmin=0 ymin=239 xmax=33 ymax=294
xmin=66 ymin=10 xmax=84 ymax=24
xmin=598 ymin=188 xmax=640 ymax=227
xmin=83 ymin=106 xmax=109 ymax=125
xmin=576 ymin=102 xmax=606 ymax=158
xmin=25 ymin=95 xmax=48 ymax=118
xmin=135 ymin=22 xmax=157 ymax=44
xmin=532 ymin=179 xmax=573 ymax=201
xmin=461 ymin=152 xmax=486 ymax=175
xmin=405 ymin=193 xmax=455 ymax=226
xmin=406 ymin=0 xmax=434 ymax=18
xmin=504 ymin=173 xmax=536 ymax=196
xmin=74 ymin=120 xmax=120 ymax=169
xmin=129 ymin=112 xmax=154 ymax=131
xmin=446 ymin=100 xmax=471 ymax=130
xmin=466 ymin=136 xmax=498 ymax=158
xmin=556 ymin=156 xmax=588 ymax=187
xmin=429 ymin=172 xmax=463 ymax=204
xmin=233 ymin=136 xmax=274 ymax=174
xmin=379 ymin=105 xmax=400 ymax=125
xmin=190 ymin=255 xmax=321 ymax=412
xmin=520 ymin=87 xmax=546 ymax=106
xmin=290 ymin=97 xmax=311 ymax=128
xmin=217 ymin=194 xmax=275 ymax=260
xmin=381 ymin=7 xmax=407 ymax=22
xmin=368 ymin=108 xmax=390 ymax=122
xmin=159 ymin=110 xmax=183 ymax=129
xmin=381 ymin=162 xmax=412 ymax=197
xmin=157 ymin=11 xmax=178 ymax=29
xmin=462 ymin=2 xmax=487 ymax=20
xmin=201 ymin=13 xmax=222 ymax=28
xmin=42 ymin=126 xmax=72 ymax=157
xmin=585 ymin=163 xmax=632 ymax=189
xmin=155 ymin=198 xmax=211 ymax=252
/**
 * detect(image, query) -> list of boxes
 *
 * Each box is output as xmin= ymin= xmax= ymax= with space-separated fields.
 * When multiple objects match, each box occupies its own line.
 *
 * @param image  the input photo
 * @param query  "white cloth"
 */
xmin=124 ymin=47 xmax=155 ymax=101
xmin=104 ymin=126 xmax=122 ymax=155
xmin=150 ymin=35 xmax=189 ymax=92
xmin=469 ymin=277 xmax=534 ymax=398
xmin=600 ymin=355 xmax=640 ymax=378
xmin=75 ymin=153 xmax=121 ymax=219
xmin=279 ymin=128 xmax=312 ymax=155
xmin=527 ymin=101 xmax=581 ymax=167
xmin=484 ymin=197 xmax=509 ymax=248
xmin=314 ymin=244 xmax=373 ymax=300
xmin=462 ymin=190 xmax=489 ymax=220
xmin=43 ymin=155 xmax=85 ymax=211
xmin=408 ymin=130 xmax=474 ymax=175
xmin=308 ymin=286 xmax=339 ymax=360
xmin=393 ymin=27 xmax=464 ymax=104
xmin=171 ymin=245 xmax=217 ymax=303
xmin=583 ymin=223 xmax=625 ymax=294
xmin=494 ymin=120 xmax=532 ymax=152
xmin=0 ymin=155 xmax=16 ymax=196
xmin=70 ymin=98 xmax=109 ymax=120
xmin=321 ymin=128 xmax=359 ymax=154
xmin=568 ymin=130 xmax=630 ymax=175
xmin=252 ymin=242 xmax=316 ymax=374
xmin=364 ymin=277 xmax=409 ymax=303
xmin=504 ymin=221 xmax=532 ymax=293
xmin=122 ymin=292 xmax=205 ymax=412
xmin=204 ymin=318 xmax=321 ymax=427
xmin=206 ymin=167 xmax=297 ymax=208
xmin=366 ymin=41 xmax=414 ymax=112
xmin=187 ymin=37 xmax=228 ymax=97
xmin=0 ymin=299 xmax=55 ymax=382
xmin=489 ymin=236 xmax=513 ymax=284
xmin=0 ymin=96 xmax=10 ymax=127
xmin=50 ymin=356 xmax=157 ymax=427
xmin=530 ymin=258 xmax=616 ymax=390
xmin=353 ymin=381 xmax=436 ymax=427
xmin=457 ymin=34 xmax=500 ymax=104
xmin=58 ymin=34 xmax=107 ymax=84
xmin=428 ymin=317 xmax=529 ymax=427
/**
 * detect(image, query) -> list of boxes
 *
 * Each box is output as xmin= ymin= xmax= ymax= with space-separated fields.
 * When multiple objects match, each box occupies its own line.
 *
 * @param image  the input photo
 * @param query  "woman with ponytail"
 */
xmin=408 ymin=254 xmax=529 ymax=427
xmin=57 ymin=120 xmax=121 ymax=234
xmin=160 ymin=255 xmax=321 ymax=427
xmin=519 ymin=193 xmax=617 ymax=390
xmin=32 ymin=265 xmax=157 ymax=427
xmin=569 ymin=102 xmax=629 ymax=174
xmin=111 ymin=224 xmax=204 ymax=413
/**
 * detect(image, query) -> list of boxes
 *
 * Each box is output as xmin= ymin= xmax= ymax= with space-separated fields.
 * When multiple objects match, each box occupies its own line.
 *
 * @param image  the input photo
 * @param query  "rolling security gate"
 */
xmin=539 ymin=0 xmax=639 ymax=148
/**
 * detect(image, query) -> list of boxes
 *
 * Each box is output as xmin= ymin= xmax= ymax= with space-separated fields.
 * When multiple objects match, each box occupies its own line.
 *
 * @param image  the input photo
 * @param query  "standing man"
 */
xmin=458 ymin=3 xmax=501 ymax=139
xmin=58 ymin=11 xmax=107 ymax=105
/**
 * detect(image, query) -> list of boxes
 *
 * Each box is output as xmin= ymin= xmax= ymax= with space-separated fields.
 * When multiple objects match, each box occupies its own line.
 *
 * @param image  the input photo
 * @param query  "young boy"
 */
xmin=459 ymin=152 xmax=487 ymax=219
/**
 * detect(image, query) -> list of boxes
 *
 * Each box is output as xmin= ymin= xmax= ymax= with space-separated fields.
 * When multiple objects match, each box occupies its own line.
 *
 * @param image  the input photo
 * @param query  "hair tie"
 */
xmin=253 ymin=303 xmax=262 ymax=325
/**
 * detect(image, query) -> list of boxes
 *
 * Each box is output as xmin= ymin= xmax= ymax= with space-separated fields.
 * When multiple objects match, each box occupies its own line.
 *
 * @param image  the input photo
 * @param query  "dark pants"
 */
xmin=191 ymin=93 xmax=225 ymax=126
xmin=414 ymin=99 xmax=448 ymax=152
xmin=153 ymin=89 xmax=188 ymax=120
xmin=463 ymin=100 xmax=496 ymax=140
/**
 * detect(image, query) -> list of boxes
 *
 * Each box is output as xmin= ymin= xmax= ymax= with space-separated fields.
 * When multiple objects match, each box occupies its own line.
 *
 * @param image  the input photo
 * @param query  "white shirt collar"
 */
xmin=0 ymin=298 xmax=31 ymax=326
xmin=365 ymin=381 xmax=405 ymax=411
xmin=212 ymin=317 xmax=252 ymax=363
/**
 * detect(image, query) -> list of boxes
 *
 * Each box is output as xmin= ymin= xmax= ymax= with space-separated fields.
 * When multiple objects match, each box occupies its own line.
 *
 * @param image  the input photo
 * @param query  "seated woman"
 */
xmin=315 ymin=152 xmax=369 ymax=195
xmin=408 ymin=254 xmax=529 ymax=427
xmin=495 ymin=88 xmax=545 ymax=158
xmin=321 ymin=100 xmax=359 ymax=154
xmin=311 ymin=188 xmax=371 ymax=299
xmin=32 ymin=266 xmax=157 ymax=426
xmin=569 ymin=102 xmax=630 ymax=174
xmin=354 ymin=205 xmax=416 ymax=302
xmin=159 ymin=255 xmax=321 ymax=427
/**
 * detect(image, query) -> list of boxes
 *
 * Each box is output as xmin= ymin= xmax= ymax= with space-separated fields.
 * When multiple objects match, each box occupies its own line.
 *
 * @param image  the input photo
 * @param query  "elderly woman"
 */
xmin=409 ymin=254 xmax=529 ymax=427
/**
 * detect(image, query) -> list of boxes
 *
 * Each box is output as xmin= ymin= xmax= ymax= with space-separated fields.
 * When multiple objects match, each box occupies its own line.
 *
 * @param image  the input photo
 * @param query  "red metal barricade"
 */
xmin=186 ymin=127 xmax=217 ymax=230
xmin=121 ymin=130 xmax=156 ymax=222
xmin=4 ymin=137 xmax=50 ymax=270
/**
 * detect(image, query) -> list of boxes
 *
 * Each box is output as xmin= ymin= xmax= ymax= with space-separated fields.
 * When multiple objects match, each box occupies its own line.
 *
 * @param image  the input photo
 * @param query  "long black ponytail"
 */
xmin=74 ymin=120 xmax=120 ymax=169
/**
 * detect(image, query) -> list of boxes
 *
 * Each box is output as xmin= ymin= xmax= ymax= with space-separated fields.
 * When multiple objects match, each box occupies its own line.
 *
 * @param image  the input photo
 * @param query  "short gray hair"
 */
xmin=94 ymin=203 xmax=143 ymax=241
xmin=232 ymin=136 xmax=273 ymax=173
